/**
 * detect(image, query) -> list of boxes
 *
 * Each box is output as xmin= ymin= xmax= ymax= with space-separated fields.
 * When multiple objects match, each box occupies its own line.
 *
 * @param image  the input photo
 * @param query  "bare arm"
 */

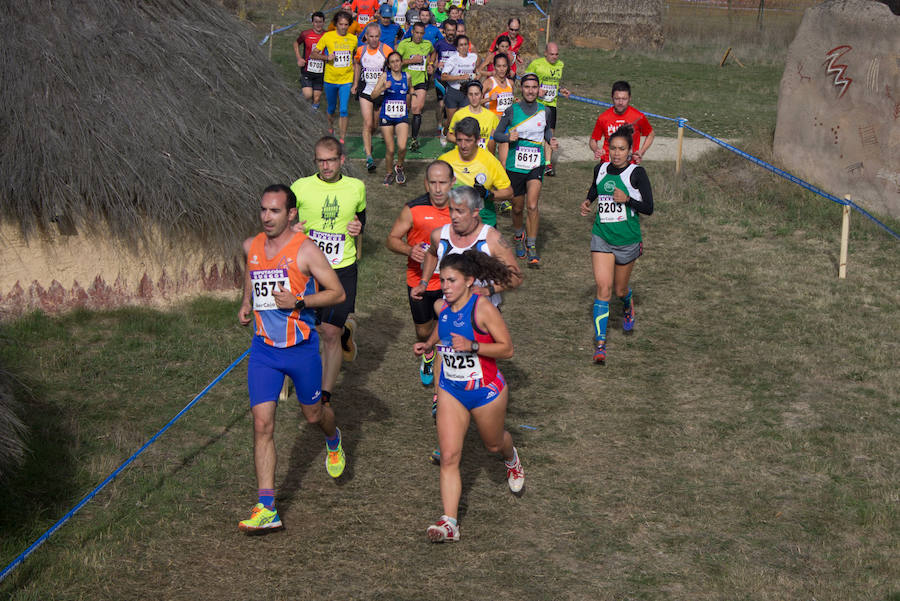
xmin=485 ymin=230 xmax=523 ymax=291
xmin=298 ymin=239 xmax=347 ymax=308
xmin=371 ymin=72 xmax=388 ymax=99
xmin=410 ymin=228 xmax=440 ymax=299
xmin=238 ymin=237 xmax=254 ymax=325
xmin=450 ymin=297 xmax=512 ymax=359
xmin=385 ymin=206 xmax=417 ymax=256
xmin=633 ymin=130 xmax=655 ymax=164
xmin=491 ymin=185 xmax=514 ymax=201
xmin=293 ymin=38 xmax=306 ymax=67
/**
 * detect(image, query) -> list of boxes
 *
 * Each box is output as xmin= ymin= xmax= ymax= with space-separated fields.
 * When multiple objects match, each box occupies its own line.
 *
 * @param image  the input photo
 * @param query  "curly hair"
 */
xmin=439 ymin=249 xmax=515 ymax=288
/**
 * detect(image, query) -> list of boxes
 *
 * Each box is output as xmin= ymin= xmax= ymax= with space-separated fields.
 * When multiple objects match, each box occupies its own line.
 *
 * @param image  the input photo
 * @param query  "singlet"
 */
xmin=396 ymin=38 xmax=434 ymax=87
xmin=436 ymin=223 xmax=502 ymax=306
xmin=248 ymin=232 xmax=318 ymax=348
xmin=484 ymin=76 xmax=514 ymax=117
xmin=355 ymin=43 xmax=392 ymax=95
xmin=315 ymin=30 xmax=359 ymax=84
xmin=379 ymin=71 xmax=410 ymax=120
xmin=527 ymin=57 xmax=565 ymax=107
xmin=590 ymin=163 xmax=643 ymax=246
xmin=298 ymin=29 xmax=325 ymax=74
xmin=504 ymin=104 xmax=549 ymax=174
xmin=405 ymin=194 xmax=450 ymax=289
xmin=291 ymin=174 xmax=367 ymax=269
xmin=442 ymin=52 xmax=478 ymax=90
xmin=437 ymin=294 xmax=499 ymax=389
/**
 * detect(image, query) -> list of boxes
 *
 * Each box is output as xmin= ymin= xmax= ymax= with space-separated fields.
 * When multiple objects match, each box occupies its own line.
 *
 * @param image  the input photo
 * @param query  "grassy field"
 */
xmin=2 ymin=2 xmax=900 ymax=600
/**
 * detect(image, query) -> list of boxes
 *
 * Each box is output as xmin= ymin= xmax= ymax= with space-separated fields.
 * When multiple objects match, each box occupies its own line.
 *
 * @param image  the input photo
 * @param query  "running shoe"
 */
xmin=238 ymin=503 xmax=283 ymax=533
xmin=526 ymin=244 xmax=540 ymax=268
xmin=394 ymin=164 xmax=407 ymax=185
xmin=339 ymin=138 xmax=345 ymax=145
xmin=420 ymin=351 xmax=435 ymax=385
xmin=341 ymin=315 xmax=358 ymax=362
xmin=498 ymin=200 xmax=512 ymax=215
xmin=325 ymin=432 xmax=346 ymax=478
xmin=431 ymin=394 xmax=438 ymax=421
xmin=506 ymin=449 xmax=524 ymax=494
xmin=544 ymin=163 xmax=556 ymax=177
xmin=426 ymin=517 xmax=459 ymax=543
xmin=623 ymin=308 xmax=635 ymax=334
xmin=430 ymin=447 xmax=441 ymax=465
xmin=439 ymin=134 xmax=448 ymax=148
xmin=513 ymin=233 xmax=526 ymax=259
xmin=366 ymin=156 xmax=377 ymax=173
xmin=409 ymin=137 xmax=420 ymax=152
xmin=383 ymin=171 xmax=395 ymax=186
xmin=593 ymin=343 xmax=607 ymax=364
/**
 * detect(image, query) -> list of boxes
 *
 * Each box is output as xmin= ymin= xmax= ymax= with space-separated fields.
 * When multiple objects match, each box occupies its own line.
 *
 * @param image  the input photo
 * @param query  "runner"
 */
xmin=527 ymin=42 xmax=570 ymax=176
xmin=352 ymin=24 xmax=393 ymax=173
xmin=438 ymin=117 xmax=513 ymax=227
xmin=293 ymin=12 xmax=326 ymax=110
xmin=371 ymin=51 xmax=411 ymax=185
xmin=492 ymin=73 xmax=558 ymax=268
xmin=396 ymin=21 xmax=435 ymax=152
xmin=579 ymin=124 xmax=654 ymax=364
xmin=373 ymin=4 xmax=403 ymax=47
xmin=439 ymin=35 xmax=478 ymax=126
xmin=489 ymin=18 xmax=523 ymax=55
xmin=431 ymin=0 xmax=449 ymax=24
xmin=482 ymin=53 xmax=515 ymax=169
xmin=476 ymin=35 xmax=516 ymax=79
xmin=447 ymin=80 xmax=498 ymax=154
xmin=349 ymin=0 xmax=379 ymax=29
xmin=401 ymin=6 xmax=443 ymax=46
xmin=291 ymin=137 xmax=367 ymax=409
xmin=392 ymin=0 xmax=410 ymax=27
xmin=236 ymin=184 xmax=347 ymax=533
xmin=431 ymin=19 xmax=458 ymax=146
xmin=311 ymin=11 xmax=358 ymax=143
xmin=413 ymin=247 xmax=524 ymax=543
xmin=589 ymin=80 xmax=655 ymax=164
xmin=386 ymin=160 xmax=455 ymax=387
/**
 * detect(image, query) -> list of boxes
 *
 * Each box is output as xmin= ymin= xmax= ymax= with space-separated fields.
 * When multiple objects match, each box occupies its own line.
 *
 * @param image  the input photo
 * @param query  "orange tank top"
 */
xmin=485 ymin=76 xmax=514 ymax=117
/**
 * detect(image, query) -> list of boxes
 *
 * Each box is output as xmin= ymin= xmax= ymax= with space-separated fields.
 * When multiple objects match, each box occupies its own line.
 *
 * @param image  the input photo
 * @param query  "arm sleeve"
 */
xmin=586 ymin=163 xmax=603 ymax=202
xmin=626 ymin=167 xmax=653 ymax=215
xmin=356 ymin=208 xmax=367 ymax=232
xmin=544 ymin=108 xmax=554 ymax=143
xmin=492 ymin=107 xmax=514 ymax=143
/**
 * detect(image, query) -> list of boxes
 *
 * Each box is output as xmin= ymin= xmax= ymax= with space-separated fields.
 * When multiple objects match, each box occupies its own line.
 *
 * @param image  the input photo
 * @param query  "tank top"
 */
xmin=356 ymin=43 xmax=391 ymax=95
xmin=437 ymin=294 xmax=499 ymax=389
xmin=592 ymin=162 xmax=643 ymax=246
xmin=435 ymin=223 xmax=502 ymax=307
xmin=485 ymin=76 xmax=514 ymax=117
xmin=247 ymin=232 xmax=318 ymax=348
xmin=505 ymin=104 xmax=548 ymax=174
xmin=379 ymin=71 xmax=409 ymax=120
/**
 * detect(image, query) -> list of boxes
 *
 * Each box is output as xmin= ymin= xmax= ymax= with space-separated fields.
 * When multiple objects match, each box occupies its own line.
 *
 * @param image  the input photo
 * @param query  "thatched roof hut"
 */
xmin=0 ymin=0 xmax=326 ymax=316
xmin=552 ymin=0 xmax=663 ymax=50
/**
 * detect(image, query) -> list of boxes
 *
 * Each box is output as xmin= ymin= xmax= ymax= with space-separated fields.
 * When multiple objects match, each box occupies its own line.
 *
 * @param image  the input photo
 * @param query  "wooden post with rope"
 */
xmin=839 ymin=195 xmax=851 ymax=279
xmin=268 ymin=24 xmax=274 ymax=60
xmin=675 ymin=118 xmax=686 ymax=175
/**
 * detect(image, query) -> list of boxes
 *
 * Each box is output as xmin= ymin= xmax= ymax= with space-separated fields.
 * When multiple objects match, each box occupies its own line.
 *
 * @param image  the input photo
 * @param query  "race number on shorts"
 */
xmin=308 ymin=229 xmax=346 ymax=265
xmin=251 ymin=268 xmax=291 ymax=311
xmin=436 ymin=344 xmax=484 ymax=381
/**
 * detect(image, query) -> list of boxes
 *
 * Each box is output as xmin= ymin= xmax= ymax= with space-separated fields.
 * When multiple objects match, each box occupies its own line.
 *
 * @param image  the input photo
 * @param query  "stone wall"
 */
xmin=774 ymin=0 xmax=900 ymax=218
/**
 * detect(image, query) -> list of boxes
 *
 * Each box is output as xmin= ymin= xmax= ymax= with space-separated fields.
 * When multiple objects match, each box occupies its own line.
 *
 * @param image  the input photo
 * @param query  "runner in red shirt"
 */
xmin=350 ymin=0 xmax=380 ymax=28
xmin=589 ymin=81 xmax=655 ymax=164
xmin=293 ymin=12 xmax=327 ymax=109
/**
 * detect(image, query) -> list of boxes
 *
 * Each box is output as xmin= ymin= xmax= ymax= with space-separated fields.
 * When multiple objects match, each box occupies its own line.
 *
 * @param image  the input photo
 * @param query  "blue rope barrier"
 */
xmin=259 ymin=22 xmax=301 ymax=46
xmin=566 ymin=93 xmax=899 ymax=240
xmin=524 ymin=0 xmax=547 ymax=17
xmin=0 ymin=349 xmax=251 ymax=583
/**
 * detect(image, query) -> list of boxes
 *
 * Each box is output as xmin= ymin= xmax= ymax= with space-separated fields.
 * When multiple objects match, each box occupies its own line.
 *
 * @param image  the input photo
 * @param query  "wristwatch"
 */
xmin=471 ymin=341 xmax=480 ymax=353
xmin=294 ymin=298 xmax=306 ymax=311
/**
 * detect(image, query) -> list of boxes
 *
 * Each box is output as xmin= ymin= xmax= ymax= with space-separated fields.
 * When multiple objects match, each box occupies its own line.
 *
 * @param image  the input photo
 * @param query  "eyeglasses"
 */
xmin=315 ymin=157 xmax=341 ymax=164
xmin=508 ymin=28 xmax=519 ymax=32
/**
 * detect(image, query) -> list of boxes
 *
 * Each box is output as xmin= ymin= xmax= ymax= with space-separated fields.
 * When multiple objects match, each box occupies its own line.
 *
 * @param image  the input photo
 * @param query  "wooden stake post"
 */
xmin=268 ymin=24 xmax=275 ymax=60
xmin=839 ymin=195 xmax=851 ymax=279
xmin=675 ymin=118 xmax=686 ymax=175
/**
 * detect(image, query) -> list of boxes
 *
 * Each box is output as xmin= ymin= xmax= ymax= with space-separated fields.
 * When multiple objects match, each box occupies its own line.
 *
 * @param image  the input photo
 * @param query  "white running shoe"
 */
xmin=426 ymin=517 xmax=460 ymax=543
xmin=506 ymin=448 xmax=524 ymax=494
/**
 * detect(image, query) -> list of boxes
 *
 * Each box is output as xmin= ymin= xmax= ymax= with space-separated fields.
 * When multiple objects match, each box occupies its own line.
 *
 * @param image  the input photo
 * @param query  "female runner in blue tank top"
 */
xmin=371 ymin=51 xmax=410 ymax=186
xmin=413 ymin=250 xmax=524 ymax=543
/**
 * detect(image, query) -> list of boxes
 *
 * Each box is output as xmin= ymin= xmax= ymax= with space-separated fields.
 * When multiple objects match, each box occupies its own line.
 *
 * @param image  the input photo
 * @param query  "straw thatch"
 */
xmin=461 ymin=7 xmax=543 ymax=60
xmin=552 ymin=0 xmax=664 ymax=50
xmin=0 ymin=366 xmax=26 ymax=479
xmin=0 ymin=0 xmax=323 ymax=249
xmin=0 ymin=0 xmax=330 ymax=315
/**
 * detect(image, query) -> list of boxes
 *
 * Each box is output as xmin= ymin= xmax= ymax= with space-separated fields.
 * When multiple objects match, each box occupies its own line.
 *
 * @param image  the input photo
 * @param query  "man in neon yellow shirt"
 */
xmin=396 ymin=22 xmax=435 ymax=151
xmin=526 ymin=42 xmax=570 ymax=176
xmin=291 ymin=137 xmax=367 ymax=409
xmin=447 ymin=80 xmax=499 ymax=154
xmin=311 ymin=11 xmax=359 ymax=142
xmin=439 ymin=117 xmax=512 ymax=226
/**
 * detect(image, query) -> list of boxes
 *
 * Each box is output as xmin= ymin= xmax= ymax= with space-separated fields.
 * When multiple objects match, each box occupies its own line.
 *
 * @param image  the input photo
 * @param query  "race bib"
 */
xmin=540 ymin=83 xmax=557 ymax=103
xmin=250 ymin=268 xmax=290 ymax=312
xmin=473 ymin=0 xmax=485 ymax=5
xmin=478 ymin=137 xmax=488 ymax=149
xmin=308 ymin=229 xmax=346 ymax=265
xmin=333 ymin=51 xmax=351 ymax=68
xmin=363 ymin=68 xmax=381 ymax=83
xmin=597 ymin=196 xmax=627 ymax=223
xmin=436 ymin=345 xmax=484 ymax=381
xmin=394 ymin=14 xmax=406 ymax=25
xmin=357 ymin=14 xmax=371 ymax=25
xmin=408 ymin=56 xmax=426 ymax=71
xmin=306 ymin=58 xmax=325 ymax=73
xmin=429 ymin=0 xmax=438 ymax=8
xmin=513 ymin=145 xmax=541 ymax=170
xmin=384 ymin=99 xmax=407 ymax=117
xmin=496 ymin=92 xmax=514 ymax=112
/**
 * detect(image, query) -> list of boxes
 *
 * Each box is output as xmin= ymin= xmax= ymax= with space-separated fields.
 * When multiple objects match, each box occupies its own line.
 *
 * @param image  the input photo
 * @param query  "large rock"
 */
xmin=774 ymin=0 xmax=900 ymax=218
